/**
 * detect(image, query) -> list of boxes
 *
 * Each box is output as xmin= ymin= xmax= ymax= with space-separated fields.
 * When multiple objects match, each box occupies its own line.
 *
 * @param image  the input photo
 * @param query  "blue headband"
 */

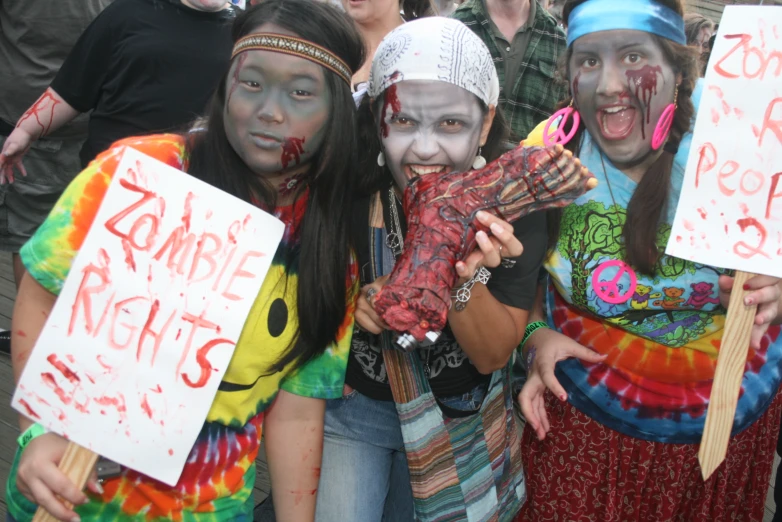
xmin=566 ymin=0 xmax=686 ymax=47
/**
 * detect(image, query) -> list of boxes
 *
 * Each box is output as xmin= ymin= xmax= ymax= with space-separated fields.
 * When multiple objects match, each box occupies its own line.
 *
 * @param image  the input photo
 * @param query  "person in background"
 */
xmin=0 ymin=0 xmax=112 ymax=353
xmin=684 ymin=12 xmax=714 ymax=77
xmin=517 ymin=0 xmax=782 ymax=519
xmin=0 ymin=0 xmax=236 ymax=175
xmin=544 ymin=0 xmax=564 ymax=25
xmin=452 ymin=0 xmax=566 ymax=146
xmin=343 ymin=0 xmax=434 ymax=95
xmin=6 ymin=1 xmax=364 ymax=520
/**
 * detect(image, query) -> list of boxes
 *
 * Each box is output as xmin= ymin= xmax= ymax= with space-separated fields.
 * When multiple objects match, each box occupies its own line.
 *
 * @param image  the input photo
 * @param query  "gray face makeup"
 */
xmin=378 ymin=81 xmax=485 ymax=190
xmin=569 ymin=30 xmax=677 ymax=169
xmin=224 ymin=25 xmax=331 ymax=177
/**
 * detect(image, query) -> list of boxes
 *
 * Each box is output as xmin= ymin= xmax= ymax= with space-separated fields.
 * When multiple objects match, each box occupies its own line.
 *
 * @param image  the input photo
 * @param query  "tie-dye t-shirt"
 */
xmin=526 ymin=93 xmax=782 ymax=444
xmin=7 ymin=134 xmax=357 ymax=521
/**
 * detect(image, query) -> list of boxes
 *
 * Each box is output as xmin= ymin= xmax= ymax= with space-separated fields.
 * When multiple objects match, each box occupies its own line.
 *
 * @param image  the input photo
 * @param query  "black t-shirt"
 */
xmin=50 ymin=0 xmax=235 ymax=166
xmin=346 ymin=190 xmax=547 ymax=402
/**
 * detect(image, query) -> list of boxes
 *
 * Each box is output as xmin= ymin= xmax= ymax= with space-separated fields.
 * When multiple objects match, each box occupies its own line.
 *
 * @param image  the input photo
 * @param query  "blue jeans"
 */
xmin=315 ymin=389 xmax=414 ymax=522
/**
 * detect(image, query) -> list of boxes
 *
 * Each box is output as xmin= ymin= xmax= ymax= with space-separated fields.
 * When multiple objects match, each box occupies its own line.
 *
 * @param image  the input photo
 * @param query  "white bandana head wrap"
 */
xmin=367 ymin=17 xmax=500 ymax=108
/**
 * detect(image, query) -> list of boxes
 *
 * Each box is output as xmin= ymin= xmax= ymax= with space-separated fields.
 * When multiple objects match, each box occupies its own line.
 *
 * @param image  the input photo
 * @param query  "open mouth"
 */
xmin=598 ymin=106 xmax=637 ymax=141
xmin=404 ymin=164 xmax=449 ymax=179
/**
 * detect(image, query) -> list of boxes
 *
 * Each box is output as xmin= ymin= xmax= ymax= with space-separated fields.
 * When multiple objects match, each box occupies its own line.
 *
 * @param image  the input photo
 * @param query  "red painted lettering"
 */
xmin=177 ymin=312 xmax=219 ymax=380
xmin=189 ymin=233 xmax=222 ymax=283
xmin=695 ymin=142 xmax=717 ymax=188
xmin=718 ymin=160 xmax=739 ymax=196
xmin=69 ymin=251 xmax=111 ymax=336
xmin=740 ymin=170 xmax=765 ymax=196
xmin=104 ymin=179 xmax=159 ymax=247
xmin=767 ymin=172 xmax=782 ymax=219
xmin=734 ymin=217 xmax=770 ymax=259
xmin=137 ymin=299 xmax=177 ymax=366
xmin=713 ymin=34 xmax=750 ymax=78
xmin=153 ymin=226 xmax=197 ymax=275
xmin=222 ymin=251 xmax=263 ymax=301
xmin=182 ymin=338 xmax=234 ymax=388
xmin=109 ymin=296 xmax=146 ymax=350
xmin=758 ymin=98 xmax=782 ymax=147
xmin=713 ymin=33 xmax=782 ymax=80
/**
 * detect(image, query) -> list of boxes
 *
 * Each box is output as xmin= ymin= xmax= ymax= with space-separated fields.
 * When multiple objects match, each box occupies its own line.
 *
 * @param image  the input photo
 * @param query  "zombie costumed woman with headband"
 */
xmin=517 ymin=0 xmax=782 ymax=520
xmin=7 ymin=1 xmax=363 ymax=521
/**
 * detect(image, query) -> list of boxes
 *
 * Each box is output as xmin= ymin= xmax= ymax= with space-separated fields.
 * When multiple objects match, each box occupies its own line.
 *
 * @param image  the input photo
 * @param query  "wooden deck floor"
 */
xmin=0 ymin=250 xmax=776 ymax=520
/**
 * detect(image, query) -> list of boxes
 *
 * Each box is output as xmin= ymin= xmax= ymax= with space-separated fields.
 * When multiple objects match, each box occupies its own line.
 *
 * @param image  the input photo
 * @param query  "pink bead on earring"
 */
xmin=652 ymin=86 xmax=678 ymax=151
xmin=543 ymin=99 xmax=580 ymax=147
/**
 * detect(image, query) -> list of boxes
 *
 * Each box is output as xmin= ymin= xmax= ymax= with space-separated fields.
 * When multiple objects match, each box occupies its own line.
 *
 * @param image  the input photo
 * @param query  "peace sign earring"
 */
xmin=652 ymin=85 xmax=678 ymax=151
xmin=543 ymin=99 xmax=581 ymax=147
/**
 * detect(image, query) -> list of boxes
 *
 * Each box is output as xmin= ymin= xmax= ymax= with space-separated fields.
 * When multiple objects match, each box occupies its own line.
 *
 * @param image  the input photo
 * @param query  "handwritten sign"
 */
xmin=11 ymin=147 xmax=284 ymax=486
xmin=666 ymin=6 xmax=782 ymax=277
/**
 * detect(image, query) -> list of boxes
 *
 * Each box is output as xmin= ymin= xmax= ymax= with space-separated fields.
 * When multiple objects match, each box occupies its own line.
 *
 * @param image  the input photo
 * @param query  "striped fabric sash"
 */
xmin=369 ymin=192 xmax=526 ymax=521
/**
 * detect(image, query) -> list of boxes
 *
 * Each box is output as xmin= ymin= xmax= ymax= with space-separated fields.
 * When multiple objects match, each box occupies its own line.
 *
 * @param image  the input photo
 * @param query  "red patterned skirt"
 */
xmin=515 ymin=391 xmax=782 ymax=522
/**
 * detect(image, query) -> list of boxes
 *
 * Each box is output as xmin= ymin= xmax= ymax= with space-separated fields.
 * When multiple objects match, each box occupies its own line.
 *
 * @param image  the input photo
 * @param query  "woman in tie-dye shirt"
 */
xmin=516 ymin=0 xmax=782 ymax=520
xmin=6 ymin=1 xmax=363 ymax=521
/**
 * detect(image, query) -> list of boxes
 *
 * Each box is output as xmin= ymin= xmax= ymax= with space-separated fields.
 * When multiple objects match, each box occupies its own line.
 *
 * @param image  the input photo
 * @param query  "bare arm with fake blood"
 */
xmin=265 ymin=390 xmax=325 ymax=522
xmin=0 ymin=88 xmax=80 ymax=184
xmin=12 ymin=272 xmax=102 ymax=521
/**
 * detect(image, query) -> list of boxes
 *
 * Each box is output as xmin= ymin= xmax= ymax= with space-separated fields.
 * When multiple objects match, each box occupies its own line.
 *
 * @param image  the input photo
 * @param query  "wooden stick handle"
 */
xmin=698 ymin=270 xmax=757 ymax=481
xmin=32 ymin=442 xmax=99 ymax=522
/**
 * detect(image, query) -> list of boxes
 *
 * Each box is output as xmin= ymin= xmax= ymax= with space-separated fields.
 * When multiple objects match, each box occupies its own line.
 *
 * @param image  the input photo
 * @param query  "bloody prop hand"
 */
xmin=373 ymin=144 xmax=597 ymax=342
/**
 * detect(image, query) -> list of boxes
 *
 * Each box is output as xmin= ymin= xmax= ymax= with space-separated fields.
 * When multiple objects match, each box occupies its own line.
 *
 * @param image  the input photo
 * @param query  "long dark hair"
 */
xmin=188 ymin=0 xmax=365 ymax=372
xmin=548 ymin=0 xmax=697 ymax=275
xmin=356 ymin=93 xmax=509 ymax=196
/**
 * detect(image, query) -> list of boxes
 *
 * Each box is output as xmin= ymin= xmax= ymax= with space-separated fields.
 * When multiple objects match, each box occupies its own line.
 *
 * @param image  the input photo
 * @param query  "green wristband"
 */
xmin=520 ymin=321 xmax=548 ymax=351
xmin=17 ymin=423 xmax=47 ymax=450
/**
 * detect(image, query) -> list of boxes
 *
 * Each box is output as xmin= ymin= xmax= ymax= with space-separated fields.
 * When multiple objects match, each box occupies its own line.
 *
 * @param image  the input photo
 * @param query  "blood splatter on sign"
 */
xmin=667 ymin=6 xmax=782 ymax=277
xmin=11 ymin=147 xmax=284 ymax=486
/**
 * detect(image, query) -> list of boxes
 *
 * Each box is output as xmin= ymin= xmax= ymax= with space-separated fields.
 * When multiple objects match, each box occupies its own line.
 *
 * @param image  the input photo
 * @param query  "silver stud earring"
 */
xmin=472 ymin=147 xmax=486 ymax=170
xmin=377 ymin=151 xmax=386 ymax=167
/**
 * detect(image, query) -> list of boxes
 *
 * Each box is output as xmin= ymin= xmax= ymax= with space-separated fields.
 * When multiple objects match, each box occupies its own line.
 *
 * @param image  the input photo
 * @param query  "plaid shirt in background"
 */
xmin=452 ymin=0 xmax=567 ymax=145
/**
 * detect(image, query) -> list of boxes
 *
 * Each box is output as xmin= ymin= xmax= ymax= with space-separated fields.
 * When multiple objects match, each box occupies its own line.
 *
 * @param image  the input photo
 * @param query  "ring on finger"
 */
xmin=365 ymin=288 xmax=378 ymax=303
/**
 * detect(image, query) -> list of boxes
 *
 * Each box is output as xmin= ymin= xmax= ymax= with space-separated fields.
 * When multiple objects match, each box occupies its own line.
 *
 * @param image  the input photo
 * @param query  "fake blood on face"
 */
xmin=280 ymin=137 xmax=306 ymax=169
xmin=380 ymin=84 xmax=402 ymax=138
xmin=625 ymin=65 xmax=662 ymax=138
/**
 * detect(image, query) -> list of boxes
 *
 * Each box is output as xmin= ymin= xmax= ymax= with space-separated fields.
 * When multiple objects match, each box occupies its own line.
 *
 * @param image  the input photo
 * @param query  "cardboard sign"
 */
xmin=12 ymin=147 xmax=284 ymax=486
xmin=666 ymin=6 xmax=782 ymax=277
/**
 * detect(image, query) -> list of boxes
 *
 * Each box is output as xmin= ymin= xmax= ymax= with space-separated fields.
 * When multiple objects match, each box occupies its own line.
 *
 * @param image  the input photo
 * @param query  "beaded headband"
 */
xmin=231 ymin=33 xmax=352 ymax=85
xmin=567 ymin=0 xmax=686 ymax=47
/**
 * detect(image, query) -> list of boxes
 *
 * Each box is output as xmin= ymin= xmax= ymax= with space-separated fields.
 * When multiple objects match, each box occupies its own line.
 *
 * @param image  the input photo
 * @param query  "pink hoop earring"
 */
xmin=652 ymin=86 xmax=678 ymax=151
xmin=543 ymin=101 xmax=580 ymax=147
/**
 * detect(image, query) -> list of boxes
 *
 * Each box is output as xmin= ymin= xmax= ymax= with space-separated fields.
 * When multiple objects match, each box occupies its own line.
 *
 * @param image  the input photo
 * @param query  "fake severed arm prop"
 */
xmin=373 ymin=144 xmax=598 ymax=342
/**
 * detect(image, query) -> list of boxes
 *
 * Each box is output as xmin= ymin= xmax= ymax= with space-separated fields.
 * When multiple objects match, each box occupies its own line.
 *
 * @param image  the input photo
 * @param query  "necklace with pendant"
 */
xmin=384 ymin=186 xmax=432 ymax=377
